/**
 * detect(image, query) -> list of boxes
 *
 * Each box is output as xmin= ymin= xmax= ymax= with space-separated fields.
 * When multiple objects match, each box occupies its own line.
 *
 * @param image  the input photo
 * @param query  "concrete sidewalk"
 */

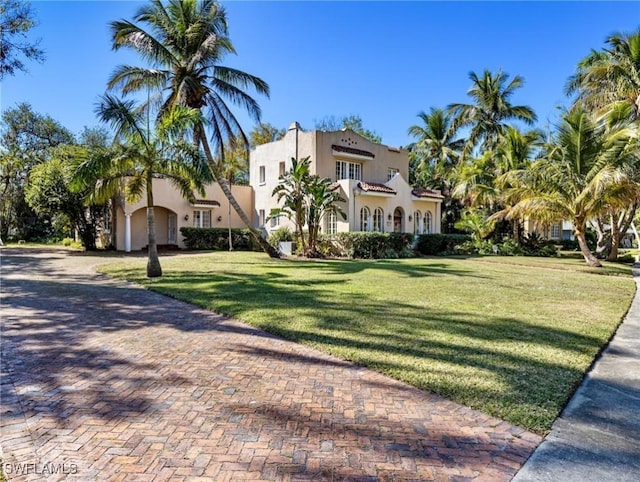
xmin=513 ymin=266 xmax=640 ymax=481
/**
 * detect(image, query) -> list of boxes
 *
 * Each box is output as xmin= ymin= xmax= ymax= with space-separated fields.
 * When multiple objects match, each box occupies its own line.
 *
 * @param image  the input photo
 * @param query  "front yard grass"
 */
xmin=99 ymin=253 xmax=635 ymax=434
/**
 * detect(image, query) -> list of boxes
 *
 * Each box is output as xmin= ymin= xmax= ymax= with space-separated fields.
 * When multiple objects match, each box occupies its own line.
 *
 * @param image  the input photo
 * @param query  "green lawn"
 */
xmin=99 ymin=252 xmax=635 ymax=434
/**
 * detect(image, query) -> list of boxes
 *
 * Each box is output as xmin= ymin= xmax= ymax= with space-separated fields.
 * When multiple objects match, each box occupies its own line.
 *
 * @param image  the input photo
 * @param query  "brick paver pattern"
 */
xmin=1 ymin=250 xmax=541 ymax=481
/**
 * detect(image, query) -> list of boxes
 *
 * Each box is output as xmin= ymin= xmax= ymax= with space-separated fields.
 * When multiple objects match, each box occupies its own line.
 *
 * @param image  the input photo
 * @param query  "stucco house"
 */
xmin=249 ymin=122 xmax=443 ymax=236
xmin=106 ymin=178 xmax=253 ymax=251
xmin=104 ymin=122 xmax=443 ymax=251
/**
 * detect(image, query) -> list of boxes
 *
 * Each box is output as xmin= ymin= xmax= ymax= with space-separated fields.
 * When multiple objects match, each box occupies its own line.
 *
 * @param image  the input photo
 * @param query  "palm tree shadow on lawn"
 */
xmin=1 ymin=251 xmax=611 ymax=434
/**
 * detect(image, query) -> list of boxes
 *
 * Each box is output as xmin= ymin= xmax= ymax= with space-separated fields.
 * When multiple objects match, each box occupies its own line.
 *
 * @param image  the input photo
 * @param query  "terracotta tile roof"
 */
xmin=331 ymin=144 xmax=375 ymax=158
xmin=358 ymin=181 xmax=397 ymax=194
xmin=190 ymin=199 xmax=221 ymax=207
xmin=411 ymin=188 xmax=444 ymax=199
xmin=328 ymin=182 xmax=341 ymax=191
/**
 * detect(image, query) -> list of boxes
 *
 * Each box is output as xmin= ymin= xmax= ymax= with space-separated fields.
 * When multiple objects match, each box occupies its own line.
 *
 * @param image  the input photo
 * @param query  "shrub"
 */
xmin=317 ymin=232 xmax=415 ymax=259
xmin=61 ymin=237 xmax=74 ymax=246
xmin=560 ymin=238 xmax=580 ymax=251
xmin=499 ymin=238 xmax=523 ymax=256
xmin=267 ymin=227 xmax=295 ymax=245
xmin=180 ymin=227 xmax=262 ymax=251
xmin=521 ymin=233 xmax=557 ymax=257
xmin=415 ymin=233 xmax=471 ymax=255
xmin=455 ymin=239 xmax=495 ymax=255
xmin=616 ymin=252 xmax=636 ymax=264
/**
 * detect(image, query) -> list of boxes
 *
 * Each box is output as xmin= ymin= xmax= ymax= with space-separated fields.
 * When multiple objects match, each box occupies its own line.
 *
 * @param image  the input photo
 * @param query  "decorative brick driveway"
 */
xmin=1 ymin=249 xmax=541 ymax=481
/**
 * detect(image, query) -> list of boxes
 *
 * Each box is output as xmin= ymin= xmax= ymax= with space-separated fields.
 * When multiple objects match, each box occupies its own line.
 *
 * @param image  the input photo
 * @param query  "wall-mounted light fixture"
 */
xmin=387 ymin=214 xmax=392 ymax=221
xmin=408 ymin=215 xmax=413 ymax=222
xmin=184 ymin=214 xmax=189 ymax=221
xmin=217 ymin=215 xmax=223 ymax=222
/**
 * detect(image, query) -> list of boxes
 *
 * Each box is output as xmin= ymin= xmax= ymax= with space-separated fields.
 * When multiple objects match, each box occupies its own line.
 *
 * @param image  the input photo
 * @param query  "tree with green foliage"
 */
xmin=74 ymin=94 xmax=211 ymax=277
xmin=25 ymin=146 xmax=104 ymax=249
xmin=0 ymin=103 xmax=75 ymax=240
xmin=0 ymin=0 xmax=45 ymax=79
xmin=249 ymin=122 xmax=285 ymax=148
xmin=407 ymin=107 xmax=464 ymax=232
xmin=454 ymin=208 xmax=496 ymax=243
xmin=315 ymin=115 xmax=382 ymax=144
xmin=566 ymin=29 xmax=640 ymax=260
xmin=496 ymin=109 xmax=639 ymax=267
xmin=107 ymin=0 xmax=279 ymax=257
xmin=270 ymin=157 xmax=311 ymax=254
xmin=566 ymin=28 xmax=640 ymax=121
xmin=269 ymin=157 xmax=345 ymax=257
xmin=305 ymin=176 xmax=346 ymax=256
xmin=448 ymin=69 xmax=537 ymax=157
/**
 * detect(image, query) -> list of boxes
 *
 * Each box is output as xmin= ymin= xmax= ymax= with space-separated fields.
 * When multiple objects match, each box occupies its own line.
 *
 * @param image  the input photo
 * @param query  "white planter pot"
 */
xmin=278 ymin=241 xmax=293 ymax=255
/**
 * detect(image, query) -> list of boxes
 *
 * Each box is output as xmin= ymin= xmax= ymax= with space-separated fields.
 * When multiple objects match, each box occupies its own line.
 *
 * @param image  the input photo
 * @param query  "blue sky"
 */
xmin=2 ymin=1 xmax=638 ymax=148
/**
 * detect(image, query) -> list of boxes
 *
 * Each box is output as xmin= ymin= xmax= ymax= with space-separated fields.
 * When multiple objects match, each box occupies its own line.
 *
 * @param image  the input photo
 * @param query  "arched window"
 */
xmin=425 ymin=211 xmax=433 ymax=234
xmin=413 ymin=211 xmax=422 ymax=235
xmin=360 ymin=207 xmax=370 ymax=231
xmin=373 ymin=208 xmax=384 ymax=232
xmin=326 ymin=211 xmax=337 ymax=235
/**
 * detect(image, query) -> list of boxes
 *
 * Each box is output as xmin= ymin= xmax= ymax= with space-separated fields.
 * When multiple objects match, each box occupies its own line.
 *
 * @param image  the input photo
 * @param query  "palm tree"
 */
xmin=448 ymin=69 xmax=537 ymax=157
xmin=107 ymin=0 xmax=279 ymax=257
xmin=218 ymin=141 xmax=249 ymax=250
xmin=497 ymin=109 xmax=639 ymax=267
xmin=305 ymin=177 xmax=346 ymax=257
xmin=269 ymin=157 xmax=345 ymax=257
xmin=566 ymin=29 xmax=640 ymax=120
xmin=452 ymin=127 xmax=542 ymax=209
xmin=407 ymin=108 xmax=463 ymax=184
xmin=270 ymin=157 xmax=311 ymax=254
xmin=407 ymin=108 xmax=464 ymax=232
xmin=75 ymin=94 xmax=211 ymax=277
xmin=566 ymin=29 xmax=640 ymax=259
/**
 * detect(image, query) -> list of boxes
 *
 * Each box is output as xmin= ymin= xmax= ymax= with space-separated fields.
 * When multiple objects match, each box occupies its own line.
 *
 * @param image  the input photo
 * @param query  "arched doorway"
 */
xmin=393 ymin=207 xmax=404 ymax=233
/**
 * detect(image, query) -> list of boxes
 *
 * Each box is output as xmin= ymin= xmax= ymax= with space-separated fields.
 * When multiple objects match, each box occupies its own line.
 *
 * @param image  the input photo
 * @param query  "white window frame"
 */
xmin=388 ymin=168 xmax=399 ymax=181
xmin=360 ymin=206 xmax=370 ymax=232
xmin=425 ymin=211 xmax=432 ymax=234
xmin=259 ymin=165 xmax=266 ymax=184
xmin=193 ymin=210 xmax=211 ymax=228
xmin=335 ymin=160 xmax=362 ymax=181
xmin=413 ymin=210 xmax=421 ymax=235
xmin=326 ymin=211 xmax=337 ymax=235
xmin=259 ymin=209 xmax=266 ymax=227
xmin=373 ymin=208 xmax=384 ymax=232
xmin=279 ymin=161 xmax=285 ymax=177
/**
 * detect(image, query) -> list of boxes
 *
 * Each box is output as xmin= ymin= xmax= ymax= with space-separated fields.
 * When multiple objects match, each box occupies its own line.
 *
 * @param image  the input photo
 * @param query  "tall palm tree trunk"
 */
xmin=146 ymin=175 xmax=162 ymax=277
xmin=197 ymin=130 xmax=279 ymax=258
xmin=575 ymin=222 xmax=601 ymax=267
xmin=607 ymin=214 xmax=621 ymax=262
xmin=227 ymin=196 xmax=233 ymax=251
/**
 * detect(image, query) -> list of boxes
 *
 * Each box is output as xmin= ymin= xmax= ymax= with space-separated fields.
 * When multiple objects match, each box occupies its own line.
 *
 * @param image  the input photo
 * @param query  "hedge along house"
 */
xmin=107 ymin=177 xmax=254 ymax=251
xmin=250 ymin=122 xmax=443 ymax=236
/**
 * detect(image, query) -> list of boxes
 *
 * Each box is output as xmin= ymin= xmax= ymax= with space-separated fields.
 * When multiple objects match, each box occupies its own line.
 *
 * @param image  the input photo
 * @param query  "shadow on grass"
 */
xmin=0 ymin=250 xmax=624 ymax=436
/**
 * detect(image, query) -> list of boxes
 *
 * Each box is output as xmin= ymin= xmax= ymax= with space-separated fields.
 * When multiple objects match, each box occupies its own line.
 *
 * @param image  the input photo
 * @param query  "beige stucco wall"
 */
xmin=249 ymin=124 xmax=315 ymax=233
xmin=314 ymin=130 xmax=408 ymax=183
xmin=114 ymin=178 xmax=253 ymax=251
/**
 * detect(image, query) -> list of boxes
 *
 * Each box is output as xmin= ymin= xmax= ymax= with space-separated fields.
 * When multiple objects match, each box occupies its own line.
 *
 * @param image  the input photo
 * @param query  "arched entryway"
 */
xmin=393 ymin=207 xmax=404 ymax=233
xmin=126 ymin=206 xmax=178 ymax=251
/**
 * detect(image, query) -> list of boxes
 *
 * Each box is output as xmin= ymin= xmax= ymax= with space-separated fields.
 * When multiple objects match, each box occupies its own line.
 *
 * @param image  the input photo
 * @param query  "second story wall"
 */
xmin=314 ymin=130 xmax=409 ymax=184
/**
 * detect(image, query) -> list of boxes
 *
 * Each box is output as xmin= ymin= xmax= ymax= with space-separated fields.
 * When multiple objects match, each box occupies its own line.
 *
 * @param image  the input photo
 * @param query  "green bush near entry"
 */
xmin=180 ymin=227 xmax=261 ymax=251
